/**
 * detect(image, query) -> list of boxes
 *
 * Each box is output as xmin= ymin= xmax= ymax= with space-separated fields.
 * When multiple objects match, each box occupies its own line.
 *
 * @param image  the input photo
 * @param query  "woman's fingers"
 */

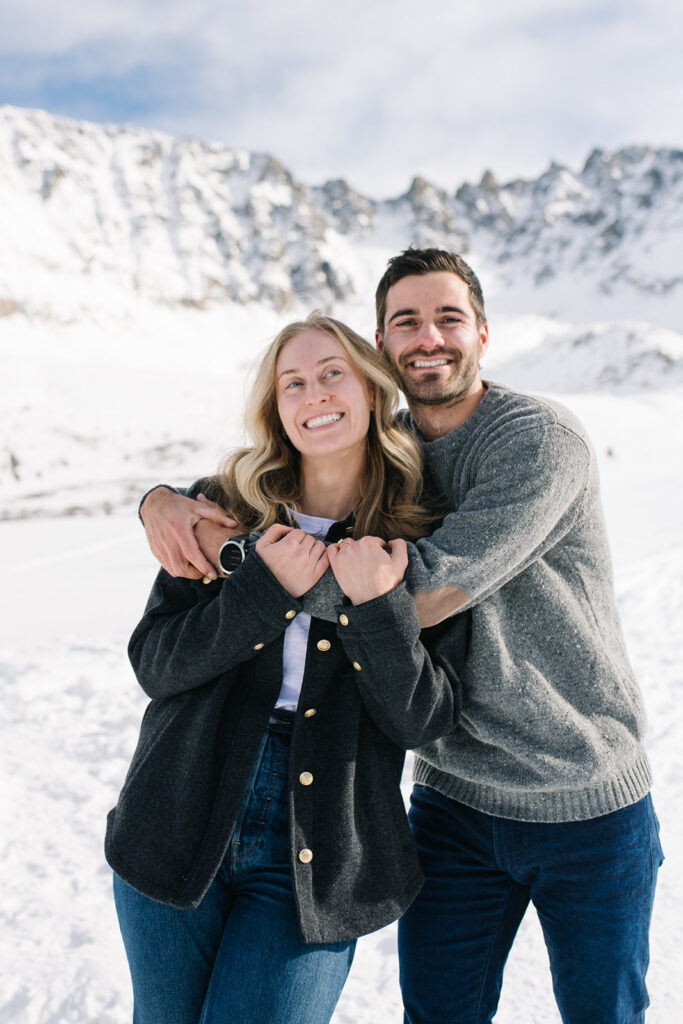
xmin=327 ymin=534 xmax=407 ymax=604
xmin=309 ymin=541 xmax=330 ymax=584
xmin=255 ymin=528 xmax=330 ymax=596
xmin=386 ymin=537 xmax=409 ymax=572
xmin=256 ymin=524 xmax=294 ymax=552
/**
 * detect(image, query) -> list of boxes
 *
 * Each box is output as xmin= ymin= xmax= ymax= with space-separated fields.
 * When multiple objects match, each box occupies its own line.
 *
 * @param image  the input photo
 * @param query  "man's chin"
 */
xmin=402 ymin=383 xmax=465 ymax=407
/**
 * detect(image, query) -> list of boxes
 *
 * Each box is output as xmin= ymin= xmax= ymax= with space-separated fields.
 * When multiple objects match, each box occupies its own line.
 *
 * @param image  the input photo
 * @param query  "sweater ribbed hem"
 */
xmin=412 ymin=752 xmax=652 ymax=823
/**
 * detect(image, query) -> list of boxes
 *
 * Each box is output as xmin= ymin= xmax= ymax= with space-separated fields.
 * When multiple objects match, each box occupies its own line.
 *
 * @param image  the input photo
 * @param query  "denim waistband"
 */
xmin=267 ymin=707 xmax=296 ymax=734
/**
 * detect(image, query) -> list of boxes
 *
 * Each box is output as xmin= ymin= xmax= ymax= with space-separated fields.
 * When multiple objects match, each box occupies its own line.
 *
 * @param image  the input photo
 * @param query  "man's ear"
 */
xmin=479 ymin=323 xmax=490 ymax=359
xmin=375 ymin=330 xmax=384 ymax=352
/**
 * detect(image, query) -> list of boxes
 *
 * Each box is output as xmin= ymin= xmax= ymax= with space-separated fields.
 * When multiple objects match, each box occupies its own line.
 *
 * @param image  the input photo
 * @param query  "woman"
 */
xmin=106 ymin=313 xmax=463 ymax=1024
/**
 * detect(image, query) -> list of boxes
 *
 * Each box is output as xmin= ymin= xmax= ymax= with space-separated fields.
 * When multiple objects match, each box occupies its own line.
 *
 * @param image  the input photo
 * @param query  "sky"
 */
xmin=0 ymin=0 xmax=681 ymax=199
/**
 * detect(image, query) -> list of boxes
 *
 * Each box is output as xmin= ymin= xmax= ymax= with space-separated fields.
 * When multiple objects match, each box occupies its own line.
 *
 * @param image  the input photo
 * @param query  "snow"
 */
xmin=1 ymin=373 xmax=681 ymax=1021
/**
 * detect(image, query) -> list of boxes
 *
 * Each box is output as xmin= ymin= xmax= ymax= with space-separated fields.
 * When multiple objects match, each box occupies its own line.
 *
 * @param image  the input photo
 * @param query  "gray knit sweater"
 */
xmin=301 ymin=382 xmax=651 ymax=823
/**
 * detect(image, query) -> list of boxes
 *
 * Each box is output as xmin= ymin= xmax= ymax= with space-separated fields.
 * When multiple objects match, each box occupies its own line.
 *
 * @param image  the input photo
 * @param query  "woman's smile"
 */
xmin=303 ymin=412 xmax=344 ymax=430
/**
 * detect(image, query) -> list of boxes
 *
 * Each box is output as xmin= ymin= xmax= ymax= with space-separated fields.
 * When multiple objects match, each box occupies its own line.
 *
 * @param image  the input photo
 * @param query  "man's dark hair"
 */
xmin=375 ymin=248 xmax=487 ymax=334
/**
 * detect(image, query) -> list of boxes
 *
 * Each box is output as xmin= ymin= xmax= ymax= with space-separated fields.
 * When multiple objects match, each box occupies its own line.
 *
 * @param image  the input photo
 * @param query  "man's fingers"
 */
xmin=184 ymin=564 xmax=205 ymax=581
xmin=180 ymin=531 xmax=217 ymax=580
xmin=196 ymin=506 xmax=238 ymax=529
xmin=148 ymin=535 xmax=184 ymax=578
xmin=195 ymin=496 xmax=237 ymax=528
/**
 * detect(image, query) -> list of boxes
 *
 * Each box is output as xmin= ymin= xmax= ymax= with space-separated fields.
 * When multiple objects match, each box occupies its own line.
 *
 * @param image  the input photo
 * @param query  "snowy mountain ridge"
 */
xmin=1 ymin=104 xmax=682 ymax=518
xmin=1 ymin=103 xmax=682 ymax=327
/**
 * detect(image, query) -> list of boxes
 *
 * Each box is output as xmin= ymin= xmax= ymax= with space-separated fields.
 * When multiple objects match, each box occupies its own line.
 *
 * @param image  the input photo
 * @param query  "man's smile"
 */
xmin=402 ymin=350 xmax=459 ymax=372
xmin=411 ymin=358 xmax=451 ymax=369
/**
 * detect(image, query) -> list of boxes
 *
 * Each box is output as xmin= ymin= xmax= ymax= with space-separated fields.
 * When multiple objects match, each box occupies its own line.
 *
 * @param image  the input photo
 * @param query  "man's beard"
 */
xmin=388 ymin=347 xmax=481 ymax=408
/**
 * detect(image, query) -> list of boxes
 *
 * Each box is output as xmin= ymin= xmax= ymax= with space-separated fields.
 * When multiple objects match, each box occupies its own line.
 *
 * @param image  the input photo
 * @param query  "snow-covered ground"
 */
xmin=1 ymin=306 xmax=682 ymax=1021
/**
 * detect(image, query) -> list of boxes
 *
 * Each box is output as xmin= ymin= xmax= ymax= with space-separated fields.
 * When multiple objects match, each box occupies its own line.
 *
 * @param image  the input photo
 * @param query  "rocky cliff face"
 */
xmin=1 ymin=104 xmax=682 ymax=518
xmin=1 ymin=104 xmax=682 ymax=327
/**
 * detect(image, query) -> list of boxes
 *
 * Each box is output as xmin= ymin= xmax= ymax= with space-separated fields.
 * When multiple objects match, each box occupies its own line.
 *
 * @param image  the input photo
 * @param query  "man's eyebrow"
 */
xmin=438 ymin=305 xmax=468 ymax=317
xmin=277 ymin=355 xmax=347 ymax=379
xmin=387 ymin=305 xmax=468 ymax=325
xmin=387 ymin=307 xmax=418 ymax=325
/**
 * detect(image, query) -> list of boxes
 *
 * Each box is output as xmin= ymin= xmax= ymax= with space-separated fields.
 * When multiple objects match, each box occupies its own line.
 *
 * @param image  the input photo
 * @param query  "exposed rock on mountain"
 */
xmin=1 ymin=104 xmax=682 ymax=518
xmin=1 ymin=104 xmax=681 ymax=326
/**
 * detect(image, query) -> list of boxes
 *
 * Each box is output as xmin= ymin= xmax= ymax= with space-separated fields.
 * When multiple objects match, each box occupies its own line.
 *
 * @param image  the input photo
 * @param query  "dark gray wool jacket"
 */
xmin=105 ymin=506 xmax=466 ymax=944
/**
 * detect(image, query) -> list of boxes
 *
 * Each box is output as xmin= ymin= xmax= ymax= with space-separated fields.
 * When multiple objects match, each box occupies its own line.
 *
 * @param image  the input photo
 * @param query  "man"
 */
xmin=139 ymin=249 xmax=661 ymax=1023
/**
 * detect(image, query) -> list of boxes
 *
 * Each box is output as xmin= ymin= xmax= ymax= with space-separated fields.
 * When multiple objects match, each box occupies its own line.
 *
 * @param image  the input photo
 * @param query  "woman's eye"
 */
xmin=285 ymin=379 xmax=303 ymax=389
xmin=324 ymin=368 xmax=341 ymax=380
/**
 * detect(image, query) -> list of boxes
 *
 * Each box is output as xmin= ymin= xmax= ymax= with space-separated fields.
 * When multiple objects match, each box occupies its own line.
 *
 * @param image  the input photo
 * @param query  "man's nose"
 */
xmin=417 ymin=322 xmax=445 ymax=349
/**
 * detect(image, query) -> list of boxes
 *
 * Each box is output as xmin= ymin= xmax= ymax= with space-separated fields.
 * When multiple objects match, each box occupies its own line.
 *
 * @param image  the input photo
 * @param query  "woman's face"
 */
xmin=275 ymin=329 xmax=373 ymax=464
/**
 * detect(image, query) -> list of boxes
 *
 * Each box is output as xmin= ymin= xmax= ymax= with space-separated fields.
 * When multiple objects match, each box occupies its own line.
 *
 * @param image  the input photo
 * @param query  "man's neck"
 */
xmin=409 ymin=381 xmax=488 ymax=441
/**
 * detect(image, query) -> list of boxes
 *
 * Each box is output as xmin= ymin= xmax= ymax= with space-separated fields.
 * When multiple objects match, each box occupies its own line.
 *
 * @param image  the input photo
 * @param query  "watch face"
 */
xmin=219 ymin=540 xmax=245 ymax=575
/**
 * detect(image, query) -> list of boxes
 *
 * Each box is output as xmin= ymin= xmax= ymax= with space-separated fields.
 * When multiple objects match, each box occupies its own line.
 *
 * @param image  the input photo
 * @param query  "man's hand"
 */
xmin=327 ymin=536 xmax=408 ymax=605
xmin=140 ymin=487 xmax=239 ymax=580
xmin=194 ymin=518 xmax=240 ymax=578
xmin=255 ymin=525 xmax=330 ymax=598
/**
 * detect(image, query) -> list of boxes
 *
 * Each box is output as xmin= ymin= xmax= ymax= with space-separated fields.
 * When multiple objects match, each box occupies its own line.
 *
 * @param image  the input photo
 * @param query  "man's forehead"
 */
xmin=385 ymin=271 xmax=472 ymax=314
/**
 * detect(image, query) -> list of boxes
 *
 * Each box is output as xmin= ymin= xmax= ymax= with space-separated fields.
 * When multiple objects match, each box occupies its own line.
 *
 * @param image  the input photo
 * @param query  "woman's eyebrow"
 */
xmin=278 ymin=356 xmax=348 ymax=379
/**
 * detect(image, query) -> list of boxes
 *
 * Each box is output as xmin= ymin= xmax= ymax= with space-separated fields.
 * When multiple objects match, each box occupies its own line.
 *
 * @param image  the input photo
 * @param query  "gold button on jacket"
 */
xmin=299 ymin=771 xmax=314 ymax=786
xmin=339 ymin=614 xmax=349 ymax=626
xmin=316 ymin=639 xmax=331 ymax=652
xmin=285 ymin=609 xmax=297 ymax=620
xmin=298 ymin=848 xmax=313 ymax=864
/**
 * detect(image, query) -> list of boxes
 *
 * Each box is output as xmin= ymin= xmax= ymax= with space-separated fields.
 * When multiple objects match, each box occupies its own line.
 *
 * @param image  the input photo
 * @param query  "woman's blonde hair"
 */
xmin=207 ymin=312 xmax=438 ymax=541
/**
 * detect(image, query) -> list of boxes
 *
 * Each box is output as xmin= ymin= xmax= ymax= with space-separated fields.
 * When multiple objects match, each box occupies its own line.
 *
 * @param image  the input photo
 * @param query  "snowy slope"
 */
xmin=1 ymin=391 xmax=681 ymax=1023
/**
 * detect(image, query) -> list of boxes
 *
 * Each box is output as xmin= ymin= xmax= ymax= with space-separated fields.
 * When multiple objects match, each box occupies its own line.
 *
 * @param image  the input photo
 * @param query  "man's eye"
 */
xmin=397 ymin=319 xmax=417 ymax=328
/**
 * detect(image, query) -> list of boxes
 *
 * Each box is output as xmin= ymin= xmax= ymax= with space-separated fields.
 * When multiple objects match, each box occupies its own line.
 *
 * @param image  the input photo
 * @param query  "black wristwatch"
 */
xmin=218 ymin=538 xmax=247 ymax=576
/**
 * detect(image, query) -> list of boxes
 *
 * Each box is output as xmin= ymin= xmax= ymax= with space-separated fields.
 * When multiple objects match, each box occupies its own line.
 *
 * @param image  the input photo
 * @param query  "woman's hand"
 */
xmin=327 ymin=536 xmax=408 ymax=605
xmin=255 ymin=525 xmax=330 ymax=598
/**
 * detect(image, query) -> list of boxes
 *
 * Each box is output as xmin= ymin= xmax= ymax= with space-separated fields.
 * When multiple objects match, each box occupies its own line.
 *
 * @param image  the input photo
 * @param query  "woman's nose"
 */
xmin=305 ymin=382 xmax=328 ymax=404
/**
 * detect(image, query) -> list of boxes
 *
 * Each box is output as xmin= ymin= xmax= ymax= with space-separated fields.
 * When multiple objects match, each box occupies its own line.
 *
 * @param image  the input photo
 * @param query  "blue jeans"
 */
xmin=114 ymin=713 xmax=356 ymax=1024
xmin=399 ymin=785 xmax=663 ymax=1024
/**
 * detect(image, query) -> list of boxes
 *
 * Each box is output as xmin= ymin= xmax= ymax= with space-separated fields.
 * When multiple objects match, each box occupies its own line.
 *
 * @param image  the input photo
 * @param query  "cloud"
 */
xmin=1 ymin=0 xmax=681 ymax=197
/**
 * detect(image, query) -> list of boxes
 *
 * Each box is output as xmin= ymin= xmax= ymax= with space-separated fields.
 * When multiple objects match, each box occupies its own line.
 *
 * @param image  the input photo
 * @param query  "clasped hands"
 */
xmin=255 ymin=524 xmax=408 ymax=604
xmin=140 ymin=488 xmax=407 ymax=605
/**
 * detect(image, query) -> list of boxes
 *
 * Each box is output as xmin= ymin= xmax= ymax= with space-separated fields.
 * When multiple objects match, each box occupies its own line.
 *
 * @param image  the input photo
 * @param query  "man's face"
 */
xmin=376 ymin=271 xmax=489 ymax=408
